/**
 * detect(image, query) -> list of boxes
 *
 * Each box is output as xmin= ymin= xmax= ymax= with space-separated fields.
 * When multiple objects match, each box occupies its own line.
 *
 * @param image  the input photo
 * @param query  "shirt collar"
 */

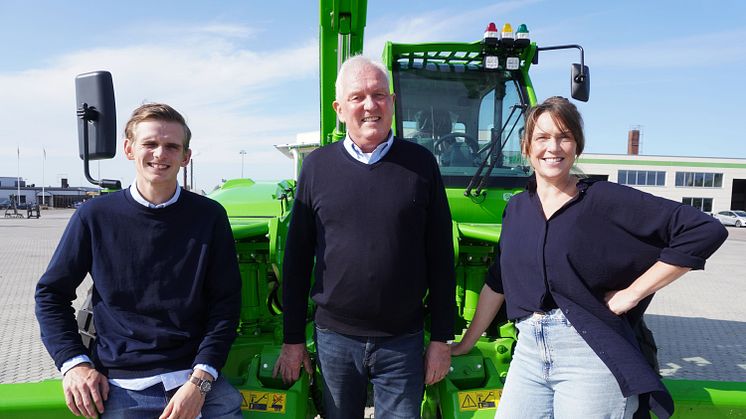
xmin=129 ymin=181 xmax=181 ymax=209
xmin=343 ymin=132 xmax=394 ymax=164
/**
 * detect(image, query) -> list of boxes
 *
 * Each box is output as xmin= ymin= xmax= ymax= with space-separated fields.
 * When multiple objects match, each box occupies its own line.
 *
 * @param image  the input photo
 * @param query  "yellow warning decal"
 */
xmin=457 ymin=389 xmax=501 ymax=411
xmin=239 ymin=390 xmax=286 ymax=414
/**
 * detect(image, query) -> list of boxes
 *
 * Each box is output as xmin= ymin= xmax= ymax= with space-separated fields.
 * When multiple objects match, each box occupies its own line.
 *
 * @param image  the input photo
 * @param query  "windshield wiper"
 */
xmin=465 ymin=103 xmax=527 ymax=197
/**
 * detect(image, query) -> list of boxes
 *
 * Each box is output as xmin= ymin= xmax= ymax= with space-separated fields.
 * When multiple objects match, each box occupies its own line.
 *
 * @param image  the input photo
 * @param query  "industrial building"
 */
xmin=0 ymin=177 xmax=97 ymax=208
xmin=575 ymin=130 xmax=746 ymax=213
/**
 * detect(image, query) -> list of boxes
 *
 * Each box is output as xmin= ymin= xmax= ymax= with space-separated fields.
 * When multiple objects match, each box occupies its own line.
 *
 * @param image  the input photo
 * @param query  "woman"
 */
xmin=451 ymin=97 xmax=727 ymax=419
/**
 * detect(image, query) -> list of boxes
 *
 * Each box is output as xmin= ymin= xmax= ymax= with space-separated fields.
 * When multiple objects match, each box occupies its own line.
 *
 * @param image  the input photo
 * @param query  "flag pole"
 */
xmin=17 ymin=146 xmax=21 ymax=206
xmin=42 ymin=147 xmax=46 ymax=207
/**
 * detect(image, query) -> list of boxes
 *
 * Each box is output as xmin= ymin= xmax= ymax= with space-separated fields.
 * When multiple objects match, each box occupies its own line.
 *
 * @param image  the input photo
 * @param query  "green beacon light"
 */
xmin=515 ymin=23 xmax=530 ymax=48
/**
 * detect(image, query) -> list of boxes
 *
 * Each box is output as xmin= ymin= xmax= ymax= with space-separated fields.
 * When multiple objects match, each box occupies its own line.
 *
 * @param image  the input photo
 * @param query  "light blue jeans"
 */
xmin=495 ymin=309 xmax=638 ymax=419
xmin=101 ymin=375 xmax=243 ymax=418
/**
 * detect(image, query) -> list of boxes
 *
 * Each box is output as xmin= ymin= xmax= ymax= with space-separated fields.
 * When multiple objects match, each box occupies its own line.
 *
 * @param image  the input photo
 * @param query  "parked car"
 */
xmin=714 ymin=210 xmax=746 ymax=227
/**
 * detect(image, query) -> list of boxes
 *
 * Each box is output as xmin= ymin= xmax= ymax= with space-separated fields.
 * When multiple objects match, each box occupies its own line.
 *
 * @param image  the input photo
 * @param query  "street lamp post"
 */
xmin=239 ymin=150 xmax=247 ymax=178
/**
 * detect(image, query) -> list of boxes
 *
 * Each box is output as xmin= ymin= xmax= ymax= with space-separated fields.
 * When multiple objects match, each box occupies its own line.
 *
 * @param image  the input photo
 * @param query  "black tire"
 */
xmin=737 ymin=220 xmax=743 ymax=228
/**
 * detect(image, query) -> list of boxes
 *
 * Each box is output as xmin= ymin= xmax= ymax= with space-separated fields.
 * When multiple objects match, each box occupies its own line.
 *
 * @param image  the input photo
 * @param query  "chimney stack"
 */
xmin=627 ymin=129 xmax=640 ymax=155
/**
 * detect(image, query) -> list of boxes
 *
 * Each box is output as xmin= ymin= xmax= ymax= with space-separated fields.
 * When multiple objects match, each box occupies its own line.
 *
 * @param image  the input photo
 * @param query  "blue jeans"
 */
xmin=315 ymin=326 xmax=424 ymax=419
xmin=102 ymin=375 xmax=243 ymax=419
xmin=495 ymin=309 xmax=638 ymax=419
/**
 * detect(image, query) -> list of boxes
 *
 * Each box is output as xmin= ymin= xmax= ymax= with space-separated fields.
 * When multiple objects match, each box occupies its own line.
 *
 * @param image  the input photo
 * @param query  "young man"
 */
xmin=274 ymin=56 xmax=455 ymax=418
xmin=35 ymin=103 xmax=243 ymax=419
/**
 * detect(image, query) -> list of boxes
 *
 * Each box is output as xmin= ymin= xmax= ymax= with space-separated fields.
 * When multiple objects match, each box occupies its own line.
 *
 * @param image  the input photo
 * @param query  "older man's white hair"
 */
xmin=335 ymin=56 xmax=391 ymax=101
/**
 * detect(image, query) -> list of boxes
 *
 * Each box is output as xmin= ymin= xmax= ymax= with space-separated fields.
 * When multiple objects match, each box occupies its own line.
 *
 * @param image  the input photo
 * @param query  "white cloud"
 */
xmin=0 ymin=26 xmax=320 ymax=192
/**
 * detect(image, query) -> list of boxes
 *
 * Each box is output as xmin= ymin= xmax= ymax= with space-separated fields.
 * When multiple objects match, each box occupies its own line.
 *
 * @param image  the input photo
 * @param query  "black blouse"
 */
xmin=486 ymin=179 xmax=728 ymax=418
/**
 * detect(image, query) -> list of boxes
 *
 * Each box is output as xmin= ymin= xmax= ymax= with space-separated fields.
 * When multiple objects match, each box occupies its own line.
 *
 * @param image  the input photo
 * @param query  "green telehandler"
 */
xmin=1 ymin=1 xmax=745 ymax=418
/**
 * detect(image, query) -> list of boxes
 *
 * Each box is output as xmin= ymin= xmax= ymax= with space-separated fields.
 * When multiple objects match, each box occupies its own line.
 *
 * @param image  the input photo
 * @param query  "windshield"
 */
xmin=734 ymin=210 xmax=746 ymax=217
xmin=393 ymin=61 xmax=530 ymax=188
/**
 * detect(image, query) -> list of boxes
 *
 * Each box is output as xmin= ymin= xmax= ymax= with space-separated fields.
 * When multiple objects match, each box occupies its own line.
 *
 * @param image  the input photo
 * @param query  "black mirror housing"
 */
xmin=75 ymin=71 xmax=117 ymax=160
xmin=571 ymin=63 xmax=590 ymax=102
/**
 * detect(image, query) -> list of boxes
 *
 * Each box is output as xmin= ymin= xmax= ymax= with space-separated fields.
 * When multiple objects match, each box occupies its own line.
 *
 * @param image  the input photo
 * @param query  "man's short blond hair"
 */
xmin=124 ymin=103 xmax=192 ymax=150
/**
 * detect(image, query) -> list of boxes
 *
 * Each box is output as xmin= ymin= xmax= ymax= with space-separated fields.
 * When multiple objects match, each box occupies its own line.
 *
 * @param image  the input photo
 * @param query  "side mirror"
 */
xmin=75 ymin=71 xmax=117 ymax=160
xmin=571 ymin=63 xmax=590 ymax=102
xmin=75 ymin=71 xmax=120 ymax=189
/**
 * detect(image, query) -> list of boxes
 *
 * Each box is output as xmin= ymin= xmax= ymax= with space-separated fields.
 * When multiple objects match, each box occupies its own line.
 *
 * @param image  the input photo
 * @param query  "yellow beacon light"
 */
xmin=500 ymin=23 xmax=515 ymax=47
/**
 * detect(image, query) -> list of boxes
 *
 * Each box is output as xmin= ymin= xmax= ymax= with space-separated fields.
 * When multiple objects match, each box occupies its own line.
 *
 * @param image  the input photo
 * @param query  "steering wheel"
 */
xmin=433 ymin=132 xmax=480 ymax=155
xmin=433 ymin=133 xmax=481 ymax=167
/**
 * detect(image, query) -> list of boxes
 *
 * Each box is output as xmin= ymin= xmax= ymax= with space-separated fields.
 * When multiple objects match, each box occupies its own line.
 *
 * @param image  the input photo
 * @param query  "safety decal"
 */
xmin=457 ymin=389 xmax=501 ymax=411
xmin=240 ymin=390 xmax=287 ymax=413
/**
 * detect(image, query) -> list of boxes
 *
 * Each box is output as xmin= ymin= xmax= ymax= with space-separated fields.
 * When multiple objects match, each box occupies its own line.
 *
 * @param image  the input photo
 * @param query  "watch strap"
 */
xmin=188 ymin=375 xmax=213 ymax=395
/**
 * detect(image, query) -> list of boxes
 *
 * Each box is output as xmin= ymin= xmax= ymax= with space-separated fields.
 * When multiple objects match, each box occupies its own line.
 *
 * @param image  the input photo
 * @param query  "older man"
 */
xmin=275 ymin=56 xmax=455 ymax=418
xmin=35 ymin=103 xmax=243 ymax=419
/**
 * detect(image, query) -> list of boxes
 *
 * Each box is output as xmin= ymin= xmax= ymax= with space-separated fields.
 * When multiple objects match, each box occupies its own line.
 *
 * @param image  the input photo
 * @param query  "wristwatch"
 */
xmin=188 ymin=375 xmax=213 ymax=396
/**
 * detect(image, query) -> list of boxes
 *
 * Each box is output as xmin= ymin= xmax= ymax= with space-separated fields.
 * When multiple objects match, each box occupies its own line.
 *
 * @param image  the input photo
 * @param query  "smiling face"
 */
xmin=124 ymin=119 xmax=191 ymax=192
xmin=333 ymin=63 xmax=394 ymax=151
xmin=527 ymin=111 xmax=577 ymax=183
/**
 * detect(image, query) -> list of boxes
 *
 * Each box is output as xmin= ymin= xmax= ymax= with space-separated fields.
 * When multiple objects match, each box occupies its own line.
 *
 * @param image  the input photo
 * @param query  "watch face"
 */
xmin=200 ymin=380 xmax=212 ymax=394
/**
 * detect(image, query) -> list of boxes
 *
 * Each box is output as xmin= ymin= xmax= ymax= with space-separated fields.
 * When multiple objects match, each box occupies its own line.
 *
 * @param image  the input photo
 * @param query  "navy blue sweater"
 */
xmin=486 ymin=179 xmax=728 ymax=418
xmin=35 ymin=189 xmax=241 ymax=379
xmin=282 ymin=139 xmax=455 ymax=344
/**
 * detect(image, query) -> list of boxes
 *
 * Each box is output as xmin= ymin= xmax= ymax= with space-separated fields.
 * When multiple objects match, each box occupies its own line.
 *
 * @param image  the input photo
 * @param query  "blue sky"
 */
xmin=1 ymin=0 xmax=745 ymax=192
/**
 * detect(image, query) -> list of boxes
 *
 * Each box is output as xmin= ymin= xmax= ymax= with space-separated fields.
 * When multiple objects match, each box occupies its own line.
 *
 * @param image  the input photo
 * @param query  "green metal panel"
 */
xmin=236 ymin=352 xmax=316 ymax=417
xmin=209 ymin=180 xmax=288 ymax=219
xmin=0 ymin=380 xmax=75 ymax=418
xmin=424 ymin=328 xmax=516 ymax=418
xmin=319 ymin=0 xmax=368 ymax=146
xmin=522 ymin=44 xmax=538 ymax=106
xmin=662 ymin=379 xmax=746 ymax=418
xmin=447 ymin=188 xmax=521 ymax=225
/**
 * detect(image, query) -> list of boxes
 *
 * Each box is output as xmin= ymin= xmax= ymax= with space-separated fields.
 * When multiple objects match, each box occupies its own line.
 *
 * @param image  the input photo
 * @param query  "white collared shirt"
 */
xmin=129 ymin=181 xmax=181 ymax=208
xmin=343 ymin=132 xmax=394 ymax=164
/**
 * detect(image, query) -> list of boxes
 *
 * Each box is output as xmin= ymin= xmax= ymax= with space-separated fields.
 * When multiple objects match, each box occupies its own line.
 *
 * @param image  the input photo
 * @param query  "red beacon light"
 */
xmin=483 ymin=22 xmax=499 ymax=46
xmin=482 ymin=22 xmax=500 ymax=69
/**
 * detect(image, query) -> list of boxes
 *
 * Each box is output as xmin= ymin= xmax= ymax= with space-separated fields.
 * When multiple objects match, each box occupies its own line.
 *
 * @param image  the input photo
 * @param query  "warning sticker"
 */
xmin=240 ymin=390 xmax=286 ymax=414
xmin=457 ymin=389 xmax=501 ymax=411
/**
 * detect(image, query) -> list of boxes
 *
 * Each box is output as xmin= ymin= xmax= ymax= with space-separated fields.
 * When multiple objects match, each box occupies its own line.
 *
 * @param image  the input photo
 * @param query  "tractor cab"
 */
xmin=392 ymin=52 xmax=530 ymax=190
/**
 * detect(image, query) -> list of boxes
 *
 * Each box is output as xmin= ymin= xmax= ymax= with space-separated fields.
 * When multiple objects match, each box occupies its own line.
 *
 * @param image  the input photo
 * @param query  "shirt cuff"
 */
xmin=60 ymin=355 xmax=92 ymax=376
xmin=194 ymin=364 xmax=218 ymax=380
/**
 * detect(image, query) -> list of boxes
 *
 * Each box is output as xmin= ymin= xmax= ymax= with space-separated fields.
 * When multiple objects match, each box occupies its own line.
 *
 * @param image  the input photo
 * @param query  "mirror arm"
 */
xmin=78 ymin=103 xmax=122 ymax=190
xmin=536 ymin=44 xmax=586 ymax=81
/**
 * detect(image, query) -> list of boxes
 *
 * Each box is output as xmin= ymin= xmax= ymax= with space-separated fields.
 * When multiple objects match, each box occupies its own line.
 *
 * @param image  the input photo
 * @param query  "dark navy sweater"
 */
xmin=486 ymin=179 xmax=728 ymax=418
xmin=35 ymin=189 xmax=241 ymax=379
xmin=282 ymin=139 xmax=455 ymax=344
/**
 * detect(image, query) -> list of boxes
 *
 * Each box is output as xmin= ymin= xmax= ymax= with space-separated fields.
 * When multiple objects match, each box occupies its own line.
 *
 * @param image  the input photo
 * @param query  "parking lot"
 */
xmin=1 ymin=209 xmax=745 ymax=383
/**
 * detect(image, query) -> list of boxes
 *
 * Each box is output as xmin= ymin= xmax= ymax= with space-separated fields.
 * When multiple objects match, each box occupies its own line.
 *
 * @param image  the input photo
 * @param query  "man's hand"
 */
xmin=62 ymin=363 xmax=109 ymax=418
xmin=424 ymin=341 xmax=451 ymax=385
xmin=604 ymin=288 xmax=641 ymax=315
xmin=273 ymin=343 xmax=313 ymax=385
xmin=158 ymin=382 xmax=206 ymax=419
